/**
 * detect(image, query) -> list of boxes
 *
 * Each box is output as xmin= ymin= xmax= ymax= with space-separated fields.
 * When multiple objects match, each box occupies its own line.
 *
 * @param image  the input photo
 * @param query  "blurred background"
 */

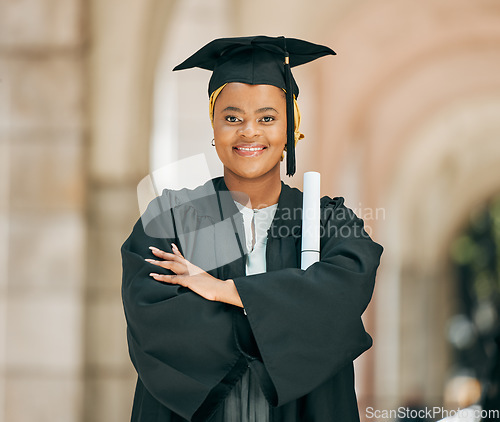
xmin=1 ymin=0 xmax=499 ymax=421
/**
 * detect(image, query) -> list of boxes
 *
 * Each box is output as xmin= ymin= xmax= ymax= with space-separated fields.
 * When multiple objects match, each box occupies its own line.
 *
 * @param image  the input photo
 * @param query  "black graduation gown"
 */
xmin=121 ymin=177 xmax=383 ymax=422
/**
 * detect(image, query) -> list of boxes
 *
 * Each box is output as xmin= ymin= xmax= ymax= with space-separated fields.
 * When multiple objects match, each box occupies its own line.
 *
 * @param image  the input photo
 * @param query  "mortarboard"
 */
xmin=173 ymin=36 xmax=336 ymax=176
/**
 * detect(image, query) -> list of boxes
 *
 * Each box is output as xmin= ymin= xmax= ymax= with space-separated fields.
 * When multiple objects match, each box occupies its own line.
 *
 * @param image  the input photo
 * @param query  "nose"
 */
xmin=238 ymin=120 xmax=260 ymax=138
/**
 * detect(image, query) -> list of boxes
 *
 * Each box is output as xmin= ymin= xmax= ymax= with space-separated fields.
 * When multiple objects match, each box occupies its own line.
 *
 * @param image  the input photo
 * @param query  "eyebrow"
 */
xmin=222 ymin=106 xmax=244 ymax=114
xmin=221 ymin=106 xmax=279 ymax=114
xmin=256 ymin=107 xmax=279 ymax=114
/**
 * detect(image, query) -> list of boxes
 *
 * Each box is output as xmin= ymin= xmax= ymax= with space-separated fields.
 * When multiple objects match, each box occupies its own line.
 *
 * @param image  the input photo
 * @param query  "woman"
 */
xmin=122 ymin=36 xmax=383 ymax=422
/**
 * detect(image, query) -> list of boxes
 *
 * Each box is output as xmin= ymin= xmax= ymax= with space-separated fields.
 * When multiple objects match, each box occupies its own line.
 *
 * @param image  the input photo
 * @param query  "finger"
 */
xmin=145 ymin=259 xmax=187 ymax=275
xmin=150 ymin=273 xmax=176 ymax=283
xmin=171 ymin=243 xmax=185 ymax=259
xmin=150 ymin=273 xmax=186 ymax=286
xmin=149 ymin=246 xmax=184 ymax=263
xmin=145 ymin=258 xmax=170 ymax=268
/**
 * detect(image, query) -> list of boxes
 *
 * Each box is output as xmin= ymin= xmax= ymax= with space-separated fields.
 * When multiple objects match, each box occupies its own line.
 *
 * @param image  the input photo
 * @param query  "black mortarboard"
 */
xmin=173 ymin=36 xmax=336 ymax=176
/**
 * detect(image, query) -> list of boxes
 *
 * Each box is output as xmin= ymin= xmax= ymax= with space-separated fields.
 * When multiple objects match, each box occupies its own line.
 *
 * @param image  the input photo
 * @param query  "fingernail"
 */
xmin=145 ymin=259 xmax=154 ymax=263
xmin=149 ymin=246 xmax=159 ymax=251
xmin=149 ymin=273 xmax=158 ymax=277
xmin=171 ymin=243 xmax=178 ymax=250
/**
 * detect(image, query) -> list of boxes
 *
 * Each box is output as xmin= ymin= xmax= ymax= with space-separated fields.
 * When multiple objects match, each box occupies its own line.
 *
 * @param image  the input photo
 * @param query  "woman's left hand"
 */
xmin=146 ymin=244 xmax=243 ymax=308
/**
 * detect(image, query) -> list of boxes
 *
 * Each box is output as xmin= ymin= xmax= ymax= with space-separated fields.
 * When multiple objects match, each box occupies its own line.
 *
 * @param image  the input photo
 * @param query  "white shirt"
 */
xmin=234 ymin=201 xmax=278 ymax=276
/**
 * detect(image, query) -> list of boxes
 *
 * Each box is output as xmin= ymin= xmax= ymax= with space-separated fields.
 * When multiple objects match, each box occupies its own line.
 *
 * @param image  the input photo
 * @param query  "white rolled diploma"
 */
xmin=301 ymin=171 xmax=321 ymax=270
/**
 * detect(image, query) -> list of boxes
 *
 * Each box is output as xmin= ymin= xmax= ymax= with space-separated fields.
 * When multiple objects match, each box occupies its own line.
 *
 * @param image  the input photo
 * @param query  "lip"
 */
xmin=232 ymin=144 xmax=267 ymax=157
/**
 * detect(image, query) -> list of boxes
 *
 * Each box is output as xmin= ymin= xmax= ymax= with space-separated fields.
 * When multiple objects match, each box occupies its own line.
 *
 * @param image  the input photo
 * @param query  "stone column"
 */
xmin=84 ymin=1 xmax=175 ymax=421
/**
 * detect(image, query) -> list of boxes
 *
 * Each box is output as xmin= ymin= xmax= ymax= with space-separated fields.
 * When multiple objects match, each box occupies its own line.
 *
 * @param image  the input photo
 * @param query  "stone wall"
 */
xmin=0 ymin=0 xmax=86 ymax=421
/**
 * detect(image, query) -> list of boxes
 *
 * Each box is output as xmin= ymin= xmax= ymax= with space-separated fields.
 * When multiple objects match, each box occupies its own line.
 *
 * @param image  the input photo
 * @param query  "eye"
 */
xmin=225 ymin=115 xmax=241 ymax=123
xmin=260 ymin=116 xmax=275 ymax=123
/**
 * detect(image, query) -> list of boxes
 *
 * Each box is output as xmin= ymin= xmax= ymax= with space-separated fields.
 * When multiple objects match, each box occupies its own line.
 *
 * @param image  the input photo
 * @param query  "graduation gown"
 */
xmin=121 ymin=177 xmax=383 ymax=422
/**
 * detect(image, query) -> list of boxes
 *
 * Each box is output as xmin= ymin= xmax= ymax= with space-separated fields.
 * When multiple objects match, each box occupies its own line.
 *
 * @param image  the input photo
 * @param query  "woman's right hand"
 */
xmin=146 ymin=244 xmax=243 ymax=308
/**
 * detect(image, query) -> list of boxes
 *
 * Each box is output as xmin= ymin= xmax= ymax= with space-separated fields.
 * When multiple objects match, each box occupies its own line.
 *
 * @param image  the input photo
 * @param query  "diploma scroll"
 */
xmin=301 ymin=171 xmax=321 ymax=270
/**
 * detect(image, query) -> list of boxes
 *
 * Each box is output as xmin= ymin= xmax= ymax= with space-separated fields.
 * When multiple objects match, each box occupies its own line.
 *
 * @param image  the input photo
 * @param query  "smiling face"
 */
xmin=213 ymin=82 xmax=287 ymax=181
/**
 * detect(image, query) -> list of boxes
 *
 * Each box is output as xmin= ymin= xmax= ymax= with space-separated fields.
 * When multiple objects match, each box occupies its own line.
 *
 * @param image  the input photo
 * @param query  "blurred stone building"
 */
xmin=0 ymin=0 xmax=499 ymax=421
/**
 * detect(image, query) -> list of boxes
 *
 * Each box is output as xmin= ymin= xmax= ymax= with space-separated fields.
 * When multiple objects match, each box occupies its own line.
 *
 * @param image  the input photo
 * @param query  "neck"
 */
xmin=223 ymin=165 xmax=282 ymax=209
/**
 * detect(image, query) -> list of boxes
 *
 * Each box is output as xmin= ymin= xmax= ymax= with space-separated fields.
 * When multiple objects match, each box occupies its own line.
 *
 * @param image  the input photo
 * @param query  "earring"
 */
xmin=211 ymin=139 xmax=215 ymax=146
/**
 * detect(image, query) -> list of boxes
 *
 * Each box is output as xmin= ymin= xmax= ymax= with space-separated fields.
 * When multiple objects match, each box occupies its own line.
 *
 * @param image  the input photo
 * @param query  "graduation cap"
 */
xmin=173 ymin=36 xmax=336 ymax=176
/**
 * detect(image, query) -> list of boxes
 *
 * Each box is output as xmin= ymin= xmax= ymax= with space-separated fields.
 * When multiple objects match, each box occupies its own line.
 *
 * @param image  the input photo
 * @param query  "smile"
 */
xmin=233 ymin=145 xmax=267 ymax=157
xmin=234 ymin=146 xmax=266 ymax=151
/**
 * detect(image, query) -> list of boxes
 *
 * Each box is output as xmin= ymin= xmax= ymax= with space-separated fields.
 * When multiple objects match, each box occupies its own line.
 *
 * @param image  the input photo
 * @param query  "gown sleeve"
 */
xmin=121 ymin=196 xmax=244 ymax=421
xmin=232 ymin=196 xmax=383 ymax=406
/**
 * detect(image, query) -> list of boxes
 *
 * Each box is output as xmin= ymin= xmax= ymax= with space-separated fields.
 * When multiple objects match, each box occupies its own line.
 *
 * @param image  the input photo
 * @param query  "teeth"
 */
xmin=236 ymin=147 xmax=264 ymax=151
